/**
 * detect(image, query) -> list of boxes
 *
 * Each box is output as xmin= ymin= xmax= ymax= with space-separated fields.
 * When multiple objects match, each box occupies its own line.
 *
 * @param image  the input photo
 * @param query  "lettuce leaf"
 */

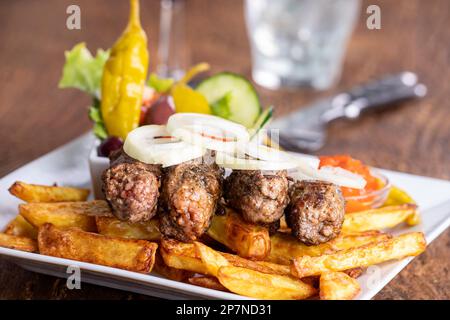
xmin=58 ymin=42 xmax=109 ymax=97
xmin=88 ymin=98 xmax=108 ymax=139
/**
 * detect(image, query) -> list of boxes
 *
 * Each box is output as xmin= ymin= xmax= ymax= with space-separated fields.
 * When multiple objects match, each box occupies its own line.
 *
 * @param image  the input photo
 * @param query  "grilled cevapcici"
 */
xmin=223 ymin=170 xmax=289 ymax=226
xmin=101 ymin=115 xmax=366 ymax=244
xmin=102 ymin=149 xmax=162 ymax=222
xmin=159 ymin=156 xmax=224 ymax=242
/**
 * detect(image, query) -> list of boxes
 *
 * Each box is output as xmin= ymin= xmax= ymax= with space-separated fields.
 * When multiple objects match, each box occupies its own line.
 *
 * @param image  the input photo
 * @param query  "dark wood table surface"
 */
xmin=0 ymin=0 xmax=449 ymax=300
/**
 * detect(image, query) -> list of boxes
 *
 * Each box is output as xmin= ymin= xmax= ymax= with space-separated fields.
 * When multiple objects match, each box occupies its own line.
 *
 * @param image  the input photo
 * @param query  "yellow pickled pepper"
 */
xmin=101 ymin=0 xmax=149 ymax=140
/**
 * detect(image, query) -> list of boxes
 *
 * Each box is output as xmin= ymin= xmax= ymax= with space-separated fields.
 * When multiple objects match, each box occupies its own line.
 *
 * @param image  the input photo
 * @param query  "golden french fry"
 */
xmin=19 ymin=201 xmax=111 ymax=231
xmin=217 ymin=266 xmax=316 ymax=300
xmin=153 ymin=252 xmax=192 ymax=281
xmin=162 ymin=239 xmax=291 ymax=276
xmin=9 ymin=181 xmax=89 ymax=203
xmin=222 ymin=252 xmax=291 ymax=276
xmin=160 ymin=238 xmax=207 ymax=274
xmin=291 ymin=232 xmax=426 ymax=278
xmin=4 ymin=215 xmax=38 ymax=239
xmin=95 ymin=216 xmax=161 ymax=241
xmin=342 ymin=205 xmax=418 ymax=233
xmin=194 ymin=241 xmax=230 ymax=277
xmin=0 ymin=233 xmax=38 ymax=252
xmin=38 ymin=223 xmax=157 ymax=273
xmin=268 ymin=231 xmax=391 ymax=265
xmin=188 ymin=276 xmax=229 ymax=292
xmin=320 ymin=271 xmax=361 ymax=300
xmin=207 ymin=209 xmax=270 ymax=260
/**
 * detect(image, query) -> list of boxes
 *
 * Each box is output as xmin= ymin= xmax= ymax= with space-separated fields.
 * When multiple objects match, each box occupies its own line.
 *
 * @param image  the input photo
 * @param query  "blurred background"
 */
xmin=0 ymin=0 xmax=449 ymax=299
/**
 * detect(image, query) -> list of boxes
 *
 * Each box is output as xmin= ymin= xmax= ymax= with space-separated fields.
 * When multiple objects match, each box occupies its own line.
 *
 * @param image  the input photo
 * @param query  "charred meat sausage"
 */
xmin=159 ymin=158 xmax=223 ymax=242
xmin=286 ymin=180 xmax=345 ymax=245
xmin=224 ymin=170 xmax=289 ymax=225
xmin=102 ymin=150 xmax=162 ymax=223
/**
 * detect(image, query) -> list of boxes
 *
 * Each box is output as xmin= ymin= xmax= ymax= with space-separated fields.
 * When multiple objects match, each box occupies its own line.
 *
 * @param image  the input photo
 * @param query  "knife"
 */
xmin=268 ymin=72 xmax=427 ymax=152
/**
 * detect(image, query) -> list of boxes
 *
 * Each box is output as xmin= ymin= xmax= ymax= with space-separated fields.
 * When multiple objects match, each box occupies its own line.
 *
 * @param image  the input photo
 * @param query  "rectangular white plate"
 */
xmin=1 ymin=133 xmax=450 ymax=300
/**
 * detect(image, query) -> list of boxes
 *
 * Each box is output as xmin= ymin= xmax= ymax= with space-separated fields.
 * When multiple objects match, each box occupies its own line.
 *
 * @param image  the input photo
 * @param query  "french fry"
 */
xmin=342 ymin=205 xmax=418 ymax=233
xmin=19 ymin=201 xmax=112 ymax=231
xmin=153 ymin=252 xmax=192 ymax=281
xmin=222 ymin=252 xmax=291 ymax=276
xmin=291 ymin=232 xmax=426 ymax=278
xmin=320 ymin=272 xmax=361 ymax=300
xmin=9 ymin=181 xmax=89 ymax=202
xmin=268 ymin=231 xmax=391 ymax=265
xmin=162 ymin=239 xmax=291 ymax=276
xmin=160 ymin=238 xmax=207 ymax=274
xmin=0 ymin=233 xmax=38 ymax=252
xmin=217 ymin=266 xmax=316 ymax=300
xmin=188 ymin=276 xmax=229 ymax=292
xmin=95 ymin=216 xmax=161 ymax=241
xmin=4 ymin=215 xmax=38 ymax=239
xmin=38 ymin=223 xmax=158 ymax=273
xmin=207 ymin=209 xmax=270 ymax=260
xmin=194 ymin=241 xmax=230 ymax=276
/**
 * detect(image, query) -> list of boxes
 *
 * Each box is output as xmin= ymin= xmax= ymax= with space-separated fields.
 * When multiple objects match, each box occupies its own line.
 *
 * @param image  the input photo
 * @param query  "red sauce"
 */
xmin=319 ymin=155 xmax=383 ymax=212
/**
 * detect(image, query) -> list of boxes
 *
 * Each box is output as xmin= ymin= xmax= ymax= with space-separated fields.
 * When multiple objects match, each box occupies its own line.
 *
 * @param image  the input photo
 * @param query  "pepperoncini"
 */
xmin=101 ymin=0 xmax=149 ymax=140
xmin=171 ymin=63 xmax=212 ymax=114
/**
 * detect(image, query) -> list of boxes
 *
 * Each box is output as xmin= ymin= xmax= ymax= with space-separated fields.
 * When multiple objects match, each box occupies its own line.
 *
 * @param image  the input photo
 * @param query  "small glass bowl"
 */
xmin=345 ymin=169 xmax=391 ymax=213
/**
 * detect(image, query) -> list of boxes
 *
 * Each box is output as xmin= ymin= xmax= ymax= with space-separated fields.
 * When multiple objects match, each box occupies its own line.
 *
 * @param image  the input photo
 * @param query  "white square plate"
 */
xmin=1 ymin=133 xmax=450 ymax=300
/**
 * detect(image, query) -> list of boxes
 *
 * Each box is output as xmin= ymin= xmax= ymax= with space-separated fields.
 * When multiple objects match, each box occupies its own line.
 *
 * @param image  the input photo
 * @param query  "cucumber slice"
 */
xmin=196 ymin=72 xmax=262 ymax=128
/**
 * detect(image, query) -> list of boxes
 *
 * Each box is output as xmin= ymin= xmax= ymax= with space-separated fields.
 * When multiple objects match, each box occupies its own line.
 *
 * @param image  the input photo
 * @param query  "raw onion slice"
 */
xmin=290 ymin=162 xmax=367 ymax=189
xmin=215 ymin=152 xmax=299 ymax=171
xmin=239 ymin=141 xmax=320 ymax=168
xmin=123 ymin=125 xmax=205 ymax=167
xmin=167 ymin=113 xmax=250 ymax=152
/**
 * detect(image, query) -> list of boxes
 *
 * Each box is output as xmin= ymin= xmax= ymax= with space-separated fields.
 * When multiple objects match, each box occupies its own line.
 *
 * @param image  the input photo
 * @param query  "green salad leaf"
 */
xmin=88 ymin=98 xmax=108 ymax=139
xmin=211 ymin=92 xmax=233 ymax=119
xmin=147 ymin=73 xmax=174 ymax=93
xmin=59 ymin=42 xmax=109 ymax=97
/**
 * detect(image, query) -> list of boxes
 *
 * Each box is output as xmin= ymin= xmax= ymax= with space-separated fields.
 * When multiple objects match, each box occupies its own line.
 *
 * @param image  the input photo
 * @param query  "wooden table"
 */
xmin=0 ymin=0 xmax=448 ymax=300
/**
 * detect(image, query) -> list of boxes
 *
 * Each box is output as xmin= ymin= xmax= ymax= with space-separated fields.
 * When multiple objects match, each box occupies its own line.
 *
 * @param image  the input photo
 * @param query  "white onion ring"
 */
xmin=123 ymin=125 xmax=205 ymax=167
xmin=290 ymin=162 xmax=367 ymax=189
xmin=215 ymin=152 xmax=299 ymax=171
xmin=167 ymin=113 xmax=250 ymax=152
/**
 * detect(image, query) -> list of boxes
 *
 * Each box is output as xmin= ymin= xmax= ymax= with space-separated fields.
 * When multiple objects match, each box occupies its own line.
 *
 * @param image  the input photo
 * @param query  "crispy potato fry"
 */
xmin=217 ymin=266 xmax=316 ymax=300
xmin=95 ymin=216 xmax=161 ymax=241
xmin=0 ymin=233 xmax=38 ymax=252
xmin=188 ymin=275 xmax=229 ymax=292
xmin=207 ymin=209 xmax=270 ymax=260
xmin=4 ymin=215 xmax=38 ymax=239
xmin=38 ymin=224 xmax=157 ymax=273
xmin=291 ymin=232 xmax=426 ymax=278
xmin=19 ymin=201 xmax=112 ymax=231
xmin=194 ymin=241 xmax=230 ymax=276
xmin=320 ymin=272 xmax=361 ymax=300
xmin=160 ymin=238 xmax=208 ymax=274
xmin=268 ymin=231 xmax=391 ymax=264
xmin=222 ymin=252 xmax=291 ymax=276
xmin=9 ymin=181 xmax=89 ymax=202
xmin=153 ymin=252 xmax=192 ymax=281
xmin=162 ymin=239 xmax=291 ymax=276
xmin=342 ymin=205 xmax=418 ymax=233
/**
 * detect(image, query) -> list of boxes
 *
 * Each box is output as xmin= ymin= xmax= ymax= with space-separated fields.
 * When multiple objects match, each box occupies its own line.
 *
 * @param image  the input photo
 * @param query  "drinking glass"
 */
xmin=157 ymin=0 xmax=188 ymax=80
xmin=245 ymin=0 xmax=361 ymax=90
